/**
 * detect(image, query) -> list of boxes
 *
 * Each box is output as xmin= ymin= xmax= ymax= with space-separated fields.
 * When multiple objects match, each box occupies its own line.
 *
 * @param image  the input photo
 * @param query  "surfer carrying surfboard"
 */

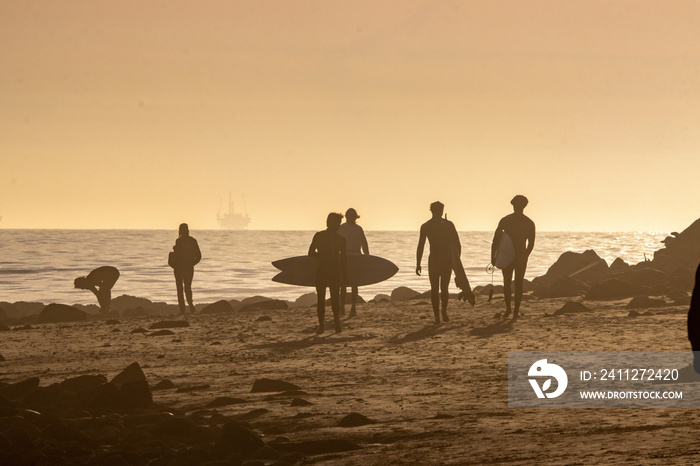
xmin=416 ymin=201 xmax=461 ymax=324
xmin=491 ymin=195 xmax=536 ymax=319
xmin=308 ymin=212 xmax=347 ymax=334
xmin=338 ymin=208 xmax=369 ymax=318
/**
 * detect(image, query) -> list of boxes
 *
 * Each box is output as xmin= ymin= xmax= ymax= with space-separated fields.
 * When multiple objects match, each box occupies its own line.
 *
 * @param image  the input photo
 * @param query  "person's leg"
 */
xmin=513 ymin=258 xmax=528 ymax=318
xmin=183 ymin=267 xmax=195 ymax=313
xmin=502 ymin=266 xmax=514 ymax=318
xmin=316 ymin=285 xmax=326 ymax=333
xmin=330 ymin=284 xmax=341 ymax=333
xmin=440 ymin=265 xmax=451 ymax=322
xmin=428 ymin=257 xmax=440 ymax=324
xmin=174 ymin=270 xmax=186 ymax=314
xmin=339 ymin=287 xmax=347 ymax=316
xmin=349 ymin=286 xmax=358 ymax=317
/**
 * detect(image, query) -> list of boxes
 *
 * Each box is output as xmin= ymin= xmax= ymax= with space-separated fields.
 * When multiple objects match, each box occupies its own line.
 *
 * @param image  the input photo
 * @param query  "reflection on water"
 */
xmin=0 ymin=230 xmax=668 ymax=305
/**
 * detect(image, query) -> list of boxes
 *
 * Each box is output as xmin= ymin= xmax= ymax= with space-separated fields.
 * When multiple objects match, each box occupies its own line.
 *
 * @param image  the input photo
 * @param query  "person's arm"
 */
xmin=308 ymin=233 xmax=319 ymax=256
xmin=360 ymin=227 xmax=369 ymax=255
xmin=416 ymin=226 xmax=426 ymax=275
xmin=526 ymin=221 xmax=536 ymax=257
xmin=193 ymin=239 xmax=202 ymax=265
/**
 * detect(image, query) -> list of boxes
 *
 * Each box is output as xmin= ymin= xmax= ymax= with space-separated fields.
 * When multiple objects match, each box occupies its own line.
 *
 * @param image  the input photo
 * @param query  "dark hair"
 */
xmin=430 ymin=201 xmax=444 ymax=214
xmin=511 ymin=195 xmax=528 ymax=208
xmin=327 ymin=212 xmax=344 ymax=227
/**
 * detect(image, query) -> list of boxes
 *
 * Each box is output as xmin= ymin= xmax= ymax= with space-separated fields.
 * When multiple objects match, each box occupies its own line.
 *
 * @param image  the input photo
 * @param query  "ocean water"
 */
xmin=0 ymin=230 xmax=669 ymax=305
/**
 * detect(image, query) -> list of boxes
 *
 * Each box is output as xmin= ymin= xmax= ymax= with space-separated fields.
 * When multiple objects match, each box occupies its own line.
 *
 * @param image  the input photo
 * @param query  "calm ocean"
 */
xmin=0 ymin=230 xmax=668 ymax=305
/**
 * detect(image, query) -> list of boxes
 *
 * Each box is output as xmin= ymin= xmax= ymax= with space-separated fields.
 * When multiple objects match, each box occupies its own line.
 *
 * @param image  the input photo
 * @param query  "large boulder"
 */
xmin=584 ymin=279 xmax=648 ymax=300
xmin=533 ymin=250 xmax=609 ymax=288
xmin=238 ymin=299 xmax=288 ymax=312
xmin=391 ymin=287 xmax=421 ymax=301
xmin=533 ymin=277 xmax=589 ymax=299
xmin=200 ymin=300 xmax=235 ymax=315
xmin=250 ymin=378 xmax=300 ymax=393
xmin=38 ymin=304 xmax=87 ymax=323
xmin=653 ymin=218 xmax=700 ymax=269
xmin=295 ymin=292 xmax=318 ymax=307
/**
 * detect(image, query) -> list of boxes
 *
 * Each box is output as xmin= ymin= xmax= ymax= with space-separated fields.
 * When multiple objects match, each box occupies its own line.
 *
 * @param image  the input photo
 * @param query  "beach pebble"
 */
xmin=338 ymin=412 xmax=376 ymax=427
xmin=256 ymin=315 xmax=272 ymax=322
xmin=391 ymin=287 xmax=420 ymax=301
xmin=149 ymin=320 xmax=190 ymax=329
xmin=130 ymin=327 xmax=148 ymax=333
xmin=105 ymin=319 xmax=121 ymax=325
xmin=37 ymin=304 xmax=87 ymax=324
xmin=148 ymin=330 xmax=175 ymax=337
xmin=250 ymin=378 xmax=301 ymax=393
xmin=628 ymin=310 xmax=641 ymax=318
xmin=200 ymin=300 xmax=235 ymax=315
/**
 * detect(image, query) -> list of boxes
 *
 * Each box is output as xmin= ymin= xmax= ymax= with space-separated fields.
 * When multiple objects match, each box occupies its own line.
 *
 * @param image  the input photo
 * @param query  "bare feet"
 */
xmin=441 ymin=310 xmax=449 ymax=322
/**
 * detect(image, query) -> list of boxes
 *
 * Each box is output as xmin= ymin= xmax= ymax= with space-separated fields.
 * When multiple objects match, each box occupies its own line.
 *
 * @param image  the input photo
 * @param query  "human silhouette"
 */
xmin=309 ymin=212 xmax=347 ymax=334
xmin=338 ymin=208 xmax=369 ymax=318
xmin=491 ymin=195 xmax=535 ymax=319
xmin=74 ymin=266 xmax=120 ymax=313
xmin=416 ymin=201 xmax=461 ymax=324
xmin=170 ymin=223 xmax=201 ymax=314
xmin=688 ymin=263 xmax=700 ymax=372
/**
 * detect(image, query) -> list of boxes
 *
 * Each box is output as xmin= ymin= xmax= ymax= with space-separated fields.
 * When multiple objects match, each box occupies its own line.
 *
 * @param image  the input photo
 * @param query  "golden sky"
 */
xmin=2 ymin=1 xmax=699 ymax=231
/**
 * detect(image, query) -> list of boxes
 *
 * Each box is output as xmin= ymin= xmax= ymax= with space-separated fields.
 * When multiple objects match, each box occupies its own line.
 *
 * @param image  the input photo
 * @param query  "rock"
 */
xmin=122 ymin=307 xmax=149 ymax=318
xmin=238 ymin=299 xmax=288 ymax=312
xmin=200 ymin=300 xmax=235 ymax=315
xmin=533 ymin=277 xmax=589 ymax=299
xmin=250 ymin=445 xmax=281 ymax=461
xmin=0 ymin=306 xmax=6 ymax=322
xmin=256 ymin=315 xmax=272 ymax=322
xmin=153 ymin=416 xmax=195 ymax=438
xmin=149 ymin=320 xmax=190 ymax=329
xmin=290 ymin=398 xmax=313 ymax=407
xmin=0 ymin=354 xmax=4 ymax=361
xmin=250 ymin=378 xmax=301 ymax=393
xmin=627 ymin=296 xmax=667 ymax=309
xmin=37 ymin=304 xmax=87 ymax=323
xmin=213 ymin=421 xmax=264 ymax=458
xmin=109 ymin=362 xmax=152 ymax=412
xmin=176 ymin=384 xmax=210 ymax=393
xmin=148 ymin=330 xmax=175 ymax=337
xmin=585 ymin=279 xmax=647 ymax=300
xmin=533 ymin=250 xmax=609 ymax=287
xmin=105 ymin=319 xmax=121 ymax=325
xmin=391 ymin=287 xmax=421 ymax=301
xmin=0 ymin=377 xmax=40 ymax=401
xmin=610 ymin=257 xmax=630 ymax=272
xmin=55 ymin=374 xmax=108 ymax=395
xmin=130 ymin=327 xmax=148 ymax=333
xmin=205 ymin=396 xmax=246 ymax=408
xmin=111 ymin=295 xmax=154 ymax=311
xmin=0 ymin=323 xmax=10 ymax=332
xmin=295 ymin=292 xmax=318 ymax=307
xmin=628 ymin=310 xmax=641 ymax=318
xmin=372 ymin=294 xmax=391 ymax=303
xmin=338 ymin=412 xmax=376 ymax=427
xmin=553 ymin=301 xmax=593 ymax=316
xmin=152 ymin=379 xmax=175 ymax=391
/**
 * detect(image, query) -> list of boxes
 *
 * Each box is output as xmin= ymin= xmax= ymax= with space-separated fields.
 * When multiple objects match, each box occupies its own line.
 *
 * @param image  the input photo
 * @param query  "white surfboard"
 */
xmin=493 ymin=232 xmax=515 ymax=269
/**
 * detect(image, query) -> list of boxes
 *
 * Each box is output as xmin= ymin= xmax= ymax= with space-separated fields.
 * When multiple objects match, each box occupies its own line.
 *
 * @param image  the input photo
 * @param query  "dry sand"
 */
xmin=1 ymin=292 xmax=698 ymax=465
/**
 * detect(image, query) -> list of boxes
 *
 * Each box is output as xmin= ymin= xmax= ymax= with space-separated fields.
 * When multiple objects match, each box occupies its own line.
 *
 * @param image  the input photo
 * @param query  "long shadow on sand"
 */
xmin=251 ymin=334 xmax=373 ymax=354
xmin=469 ymin=319 xmax=515 ymax=337
xmin=389 ymin=323 xmax=467 ymax=345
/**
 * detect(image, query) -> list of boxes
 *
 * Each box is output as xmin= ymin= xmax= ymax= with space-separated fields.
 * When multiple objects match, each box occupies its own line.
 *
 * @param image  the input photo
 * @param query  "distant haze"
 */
xmin=2 ymin=1 xmax=699 ymax=232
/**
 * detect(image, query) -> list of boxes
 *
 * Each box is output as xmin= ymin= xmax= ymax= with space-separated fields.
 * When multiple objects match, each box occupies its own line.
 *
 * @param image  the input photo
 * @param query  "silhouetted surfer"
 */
xmin=170 ymin=223 xmax=201 ymax=314
xmin=416 ymin=201 xmax=461 ymax=324
xmin=338 ymin=208 xmax=369 ymax=318
xmin=309 ymin=212 xmax=347 ymax=334
xmin=492 ymin=195 xmax=535 ymax=319
xmin=688 ymin=263 xmax=700 ymax=372
xmin=74 ymin=266 xmax=120 ymax=313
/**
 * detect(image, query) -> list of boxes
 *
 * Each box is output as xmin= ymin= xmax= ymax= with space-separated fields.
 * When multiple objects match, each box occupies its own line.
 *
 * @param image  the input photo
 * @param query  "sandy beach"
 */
xmin=1 ymin=287 xmax=697 ymax=465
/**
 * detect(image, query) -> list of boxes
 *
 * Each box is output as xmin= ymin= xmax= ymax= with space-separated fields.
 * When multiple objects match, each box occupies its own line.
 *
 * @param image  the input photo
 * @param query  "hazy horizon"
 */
xmin=2 ymin=1 xmax=699 ymax=232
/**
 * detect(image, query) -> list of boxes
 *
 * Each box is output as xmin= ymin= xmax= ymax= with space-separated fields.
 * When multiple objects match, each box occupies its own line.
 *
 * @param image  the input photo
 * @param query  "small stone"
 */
xmin=338 ymin=412 xmax=376 ymax=427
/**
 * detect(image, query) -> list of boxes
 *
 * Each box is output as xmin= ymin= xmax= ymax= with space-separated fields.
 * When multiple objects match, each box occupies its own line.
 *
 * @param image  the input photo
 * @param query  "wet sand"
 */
xmin=1 ymin=292 xmax=697 ymax=464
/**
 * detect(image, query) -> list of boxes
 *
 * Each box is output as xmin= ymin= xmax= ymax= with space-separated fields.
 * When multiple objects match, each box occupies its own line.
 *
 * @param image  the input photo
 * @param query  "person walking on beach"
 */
xmin=74 ymin=266 xmax=120 ymax=313
xmin=338 ymin=208 xmax=369 ymax=318
xmin=416 ymin=201 xmax=461 ymax=324
xmin=492 ymin=195 xmax=535 ymax=319
xmin=309 ymin=212 xmax=347 ymax=334
xmin=170 ymin=223 xmax=201 ymax=314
